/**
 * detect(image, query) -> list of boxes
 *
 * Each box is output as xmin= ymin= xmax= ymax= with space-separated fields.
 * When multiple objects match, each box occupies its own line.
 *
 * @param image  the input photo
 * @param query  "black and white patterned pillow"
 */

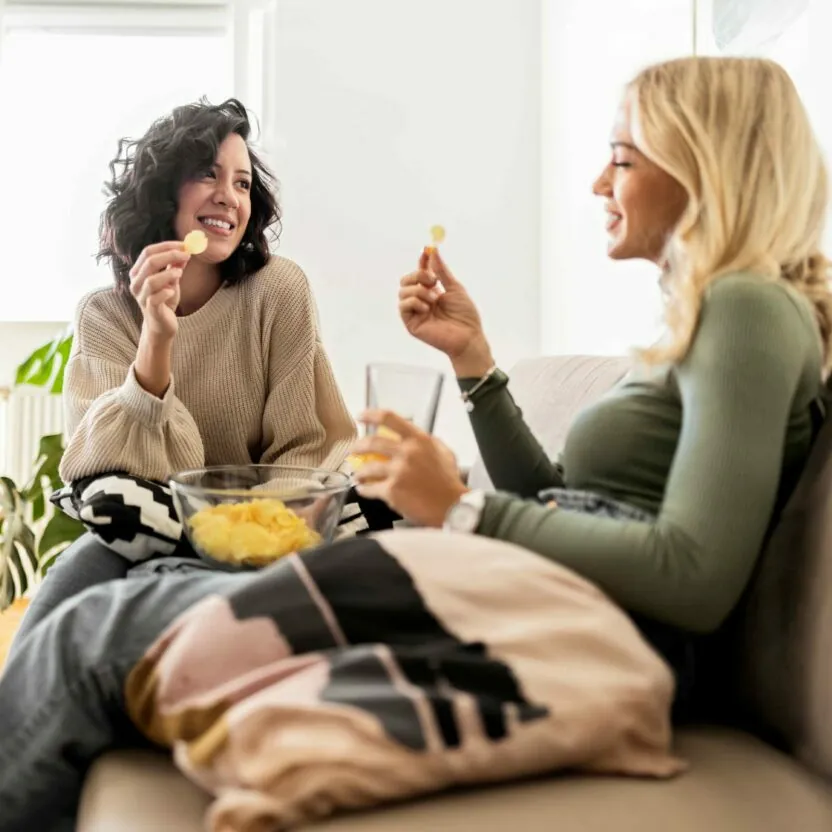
xmin=51 ymin=473 xmax=184 ymax=562
xmin=51 ymin=472 xmax=372 ymax=564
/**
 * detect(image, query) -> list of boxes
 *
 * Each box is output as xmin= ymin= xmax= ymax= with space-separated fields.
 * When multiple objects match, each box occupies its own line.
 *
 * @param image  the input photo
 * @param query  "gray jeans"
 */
xmin=8 ymin=533 xmax=214 ymax=660
xmin=8 ymin=534 xmax=131 ymax=660
xmin=0 ymin=567 xmax=247 ymax=832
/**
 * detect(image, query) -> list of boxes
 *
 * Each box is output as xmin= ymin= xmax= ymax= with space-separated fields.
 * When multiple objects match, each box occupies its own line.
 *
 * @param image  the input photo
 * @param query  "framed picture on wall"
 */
xmin=696 ymin=0 xmax=810 ymax=54
xmin=696 ymin=0 xmax=832 ymax=251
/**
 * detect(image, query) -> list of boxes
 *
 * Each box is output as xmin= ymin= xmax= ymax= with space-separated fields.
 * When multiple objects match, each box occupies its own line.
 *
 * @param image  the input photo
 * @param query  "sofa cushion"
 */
xmin=467 ymin=355 xmax=630 ymax=492
xmin=734 ymin=401 xmax=832 ymax=782
xmin=79 ymin=729 xmax=832 ymax=832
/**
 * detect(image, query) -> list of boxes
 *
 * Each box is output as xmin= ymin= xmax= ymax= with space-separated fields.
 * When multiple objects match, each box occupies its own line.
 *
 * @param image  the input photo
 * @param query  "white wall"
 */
xmin=270 ymin=0 xmax=542 ymax=464
xmin=539 ymin=0 xmax=694 ymax=357
xmin=1 ymin=0 xmax=542 ymax=468
xmin=6 ymin=1 xmax=832 ymax=471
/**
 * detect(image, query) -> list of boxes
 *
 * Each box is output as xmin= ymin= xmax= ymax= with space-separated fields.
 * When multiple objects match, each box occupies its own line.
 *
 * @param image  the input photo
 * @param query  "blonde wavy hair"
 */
xmin=629 ymin=56 xmax=832 ymax=370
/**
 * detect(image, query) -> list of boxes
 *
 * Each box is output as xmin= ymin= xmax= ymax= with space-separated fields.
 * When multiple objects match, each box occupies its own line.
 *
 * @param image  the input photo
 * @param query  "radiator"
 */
xmin=0 ymin=387 xmax=64 ymax=488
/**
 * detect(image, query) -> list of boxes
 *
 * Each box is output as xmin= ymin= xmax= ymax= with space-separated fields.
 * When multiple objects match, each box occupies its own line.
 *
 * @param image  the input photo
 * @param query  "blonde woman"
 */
xmin=353 ymin=56 xmax=832 ymax=714
xmin=0 ymin=57 xmax=829 ymax=830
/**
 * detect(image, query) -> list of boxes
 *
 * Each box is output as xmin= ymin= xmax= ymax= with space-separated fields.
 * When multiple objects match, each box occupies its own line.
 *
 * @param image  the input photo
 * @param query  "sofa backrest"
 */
xmin=733 ymin=404 xmax=832 ymax=782
xmin=467 ymin=355 xmax=631 ymax=492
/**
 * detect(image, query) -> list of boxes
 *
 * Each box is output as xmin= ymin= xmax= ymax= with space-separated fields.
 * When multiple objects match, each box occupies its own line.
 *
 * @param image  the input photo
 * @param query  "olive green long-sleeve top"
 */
xmin=464 ymin=274 xmax=824 ymax=634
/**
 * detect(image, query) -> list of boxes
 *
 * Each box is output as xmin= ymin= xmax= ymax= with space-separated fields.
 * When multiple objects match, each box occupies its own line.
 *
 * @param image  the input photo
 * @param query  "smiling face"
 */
xmin=592 ymin=96 xmax=687 ymax=264
xmin=173 ymin=132 xmax=253 ymax=265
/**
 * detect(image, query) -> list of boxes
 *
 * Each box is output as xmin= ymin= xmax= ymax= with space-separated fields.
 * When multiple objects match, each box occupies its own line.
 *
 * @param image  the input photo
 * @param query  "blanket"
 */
xmin=125 ymin=529 xmax=685 ymax=831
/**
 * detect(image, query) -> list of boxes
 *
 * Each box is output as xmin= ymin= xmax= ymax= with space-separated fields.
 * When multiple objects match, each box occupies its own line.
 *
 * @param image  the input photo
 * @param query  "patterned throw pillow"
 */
xmin=51 ymin=473 xmax=184 ymax=562
xmin=51 ymin=472 xmax=371 ymax=563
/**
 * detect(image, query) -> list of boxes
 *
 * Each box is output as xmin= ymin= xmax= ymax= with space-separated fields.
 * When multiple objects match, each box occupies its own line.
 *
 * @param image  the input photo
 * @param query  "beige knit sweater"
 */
xmin=59 ymin=256 xmax=357 ymax=484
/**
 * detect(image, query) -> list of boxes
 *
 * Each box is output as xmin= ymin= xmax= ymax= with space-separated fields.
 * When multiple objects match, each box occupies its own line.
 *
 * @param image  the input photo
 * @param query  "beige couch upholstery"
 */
xmin=78 ymin=356 xmax=832 ymax=831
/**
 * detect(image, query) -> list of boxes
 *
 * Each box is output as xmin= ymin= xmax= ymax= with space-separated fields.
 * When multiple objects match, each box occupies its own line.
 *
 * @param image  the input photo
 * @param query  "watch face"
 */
xmin=449 ymin=501 xmax=479 ymax=534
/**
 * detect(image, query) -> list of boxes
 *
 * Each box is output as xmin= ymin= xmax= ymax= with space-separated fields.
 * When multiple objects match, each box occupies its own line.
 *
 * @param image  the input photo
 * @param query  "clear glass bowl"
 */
xmin=169 ymin=465 xmax=351 ymax=571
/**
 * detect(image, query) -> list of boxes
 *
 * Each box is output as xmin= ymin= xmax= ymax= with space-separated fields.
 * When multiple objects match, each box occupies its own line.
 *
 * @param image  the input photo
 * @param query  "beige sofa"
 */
xmin=79 ymin=356 xmax=832 ymax=831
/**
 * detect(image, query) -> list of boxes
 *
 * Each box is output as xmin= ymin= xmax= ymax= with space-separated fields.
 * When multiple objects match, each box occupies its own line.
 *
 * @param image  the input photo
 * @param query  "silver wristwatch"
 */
xmin=443 ymin=489 xmax=487 ymax=534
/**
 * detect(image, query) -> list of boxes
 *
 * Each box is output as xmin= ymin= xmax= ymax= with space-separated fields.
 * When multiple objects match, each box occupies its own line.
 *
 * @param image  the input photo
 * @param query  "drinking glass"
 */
xmin=365 ymin=363 xmax=444 ymax=433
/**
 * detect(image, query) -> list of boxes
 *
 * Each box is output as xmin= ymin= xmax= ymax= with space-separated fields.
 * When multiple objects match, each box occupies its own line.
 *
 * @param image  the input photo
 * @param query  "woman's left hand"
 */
xmin=352 ymin=410 xmax=469 ymax=528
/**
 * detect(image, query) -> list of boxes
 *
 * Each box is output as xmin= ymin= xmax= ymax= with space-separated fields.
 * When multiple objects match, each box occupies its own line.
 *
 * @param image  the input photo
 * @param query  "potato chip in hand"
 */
xmin=428 ymin=225 xmax=446 ymax=249
xmin=347 ymin=425 xmax=402 ymax=471
xmin=183 ymin=229 xmax=208 ymax=255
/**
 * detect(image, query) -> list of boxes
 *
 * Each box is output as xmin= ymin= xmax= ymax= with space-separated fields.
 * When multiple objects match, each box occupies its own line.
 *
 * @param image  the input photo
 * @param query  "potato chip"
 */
xmin=189 ymin=497 xmax=320 ymax=567
xmin=345 ymin=451 xmax=387 ymax=470
xmin=183 ymin=229 xmax=208 ymax=255
xmin=429 ymin=224 xmax=446 ymax=245
xmin=346 ymin=425 xmax=402 ymax=471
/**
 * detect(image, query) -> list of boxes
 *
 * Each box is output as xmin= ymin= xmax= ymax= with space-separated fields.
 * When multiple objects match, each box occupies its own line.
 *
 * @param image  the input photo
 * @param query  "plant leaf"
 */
xmin=38 ymin=511 xmax=84 ymax=559
xmin=0 ymin=477 xmax=29 ymax=612
xmin=23 ymin=433 xmax=65 ymax=498
xmin=0 ymin=476 xmax=18 ymax=507
xmin=39 ymin=551 xmax=63 ymax=576
xmin=35 ymin=433 xmax=65 ymax=466
xmin=7 ymin=541 xmax=30 ymax=598
xmin=15 ymin=332 xmax=73 ymax=391
xmin=50 ymin=335 xmax=73 ymax=395
xmin=14 ymin=341 xmax=53 ymax=387
xmin=2 ymin=330 xmax=76 ymax=608
xmin=31 ymin=491 xmax=45 ymax=523
xmin=0 ymin=514 xmax=13 ymax=611
xmin=13 ymin=524 xmax=38 ymax=595
xmin=0 ymin=573 xmax=12 ymax=612
xmin=18 ymin=521 xmax=36 ymax=555
xmin=18 ymin=347 xmax=55 ymax=386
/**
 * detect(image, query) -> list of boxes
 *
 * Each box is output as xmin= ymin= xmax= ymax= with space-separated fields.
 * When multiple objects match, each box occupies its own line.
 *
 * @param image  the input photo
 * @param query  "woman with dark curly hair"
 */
xmin=10 ymin=98 xmax=356 ymax=649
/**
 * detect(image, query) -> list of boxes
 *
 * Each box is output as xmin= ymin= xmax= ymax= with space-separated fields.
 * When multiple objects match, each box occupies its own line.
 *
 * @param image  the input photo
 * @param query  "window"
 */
xmin=0 ymin=0 xmax=274 ymax=322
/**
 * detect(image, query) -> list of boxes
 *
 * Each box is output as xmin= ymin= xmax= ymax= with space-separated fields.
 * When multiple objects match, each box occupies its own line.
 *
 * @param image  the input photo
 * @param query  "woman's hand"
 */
xmin=399 ymin=248 xmax=495 ymax=376
xmin=129 ymin=241 xmax=190 ymax=341
xmin=351 ymin=410 xmax=469 ymax=528
xmin=130 ymin=241 xmax=190 ymax=397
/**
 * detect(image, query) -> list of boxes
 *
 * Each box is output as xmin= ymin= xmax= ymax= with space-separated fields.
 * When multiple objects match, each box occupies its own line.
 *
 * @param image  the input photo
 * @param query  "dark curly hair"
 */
xmin=98 ymin=98 xmax=281 ymax=288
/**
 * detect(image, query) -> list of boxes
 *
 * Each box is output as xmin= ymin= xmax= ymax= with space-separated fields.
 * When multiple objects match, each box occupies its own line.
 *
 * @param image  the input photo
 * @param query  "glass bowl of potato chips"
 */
xmin=169 ymin=465 xmax=351 ymax=571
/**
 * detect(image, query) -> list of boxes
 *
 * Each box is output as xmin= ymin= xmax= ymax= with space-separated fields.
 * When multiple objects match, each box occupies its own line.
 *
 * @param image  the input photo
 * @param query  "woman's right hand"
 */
xmin=399 ymin=248 xmax=494 ymax=373
xmin=129 ymin=241 xmax=190 ymax=341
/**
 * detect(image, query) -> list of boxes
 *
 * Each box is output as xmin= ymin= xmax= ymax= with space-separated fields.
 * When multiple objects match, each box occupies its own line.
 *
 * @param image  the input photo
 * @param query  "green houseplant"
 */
xmin=0 ymin=331 xmax=84 ymax=609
